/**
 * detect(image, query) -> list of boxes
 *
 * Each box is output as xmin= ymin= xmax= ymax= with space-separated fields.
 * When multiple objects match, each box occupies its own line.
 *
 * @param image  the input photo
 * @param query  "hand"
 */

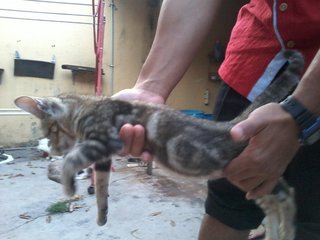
xmin=118 ymin=123 xmax=153 ymax=161
xmin=112 ymin=88 xmax=164 ymax=161
xmin=112 ymin=88 xmax=165 ymax=104
xmin=223 ymin=103 xmax=300 ymax=200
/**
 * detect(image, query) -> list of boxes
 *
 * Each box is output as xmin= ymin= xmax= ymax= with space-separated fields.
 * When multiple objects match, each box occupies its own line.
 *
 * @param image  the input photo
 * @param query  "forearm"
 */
xmin=134 ymin=0 xmax=223 ymax=101
xmin=293 ymin=49 xmax=320 ymax=115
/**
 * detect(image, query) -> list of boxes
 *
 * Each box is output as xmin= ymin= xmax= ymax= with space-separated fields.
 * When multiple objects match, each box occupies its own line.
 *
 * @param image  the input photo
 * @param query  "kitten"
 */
xmin=15 ymin=50 xmax=303 ymax=240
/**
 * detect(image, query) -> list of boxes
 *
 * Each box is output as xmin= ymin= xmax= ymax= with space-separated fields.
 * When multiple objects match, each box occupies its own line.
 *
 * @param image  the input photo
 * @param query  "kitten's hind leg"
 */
xmin=255 ymin=179 xmax=296 ymax=240
xmin=47 ymin=160 xmax=63 ymax=184
xmin=276 ymin=181 xmax=296 ymax=240
xmin=94 ymin=160 xmax=112 ymax=226
xmin=255 ymin=195 xmax=280 ymax=240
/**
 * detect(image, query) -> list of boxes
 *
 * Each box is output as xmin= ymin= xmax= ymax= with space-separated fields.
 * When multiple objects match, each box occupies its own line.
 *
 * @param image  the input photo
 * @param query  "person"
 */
xmin=113 ymin=0 xmax=320 ymax=239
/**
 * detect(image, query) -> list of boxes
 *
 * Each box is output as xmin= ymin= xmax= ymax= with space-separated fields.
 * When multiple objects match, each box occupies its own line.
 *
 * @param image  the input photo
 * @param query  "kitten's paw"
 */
xmin=97 ymin=216 xmax=107 ymax=226
xmin=97 ymin=207 xmax=108 ymax=226
xmin=61 ymin=163 xmax=76 ymax=196
xmin=62 ymin=175 xmax=76 ymax=197
xmin=47 ymin=160 xmax=62 ymax=184
xmin=61 ymin=153 xmax=79 ymax=196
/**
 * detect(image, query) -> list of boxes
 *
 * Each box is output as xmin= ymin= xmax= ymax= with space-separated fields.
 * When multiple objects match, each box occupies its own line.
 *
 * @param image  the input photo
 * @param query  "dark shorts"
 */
xmin=206 ymin=82 xmax=320 ymax=239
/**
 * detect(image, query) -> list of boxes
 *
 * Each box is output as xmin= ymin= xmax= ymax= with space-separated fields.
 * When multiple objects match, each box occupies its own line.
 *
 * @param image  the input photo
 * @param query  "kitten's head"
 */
xmin=15 ymin=96 xmax=77 ymax=156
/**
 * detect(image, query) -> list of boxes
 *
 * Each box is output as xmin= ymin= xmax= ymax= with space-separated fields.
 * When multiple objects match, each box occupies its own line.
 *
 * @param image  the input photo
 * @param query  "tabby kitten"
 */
xmin=15 ymin=50 xmax=303 ymax=240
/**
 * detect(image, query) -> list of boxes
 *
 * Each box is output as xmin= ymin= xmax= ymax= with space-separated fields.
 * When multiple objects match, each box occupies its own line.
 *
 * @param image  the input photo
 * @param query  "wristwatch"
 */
xmin=280 ymin=95 xmax=320 ymax=145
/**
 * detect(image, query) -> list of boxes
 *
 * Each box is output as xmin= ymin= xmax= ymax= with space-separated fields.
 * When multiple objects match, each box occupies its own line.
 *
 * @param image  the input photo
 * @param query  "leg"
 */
xmin=198 ymin=214 xmax=250 ymax=240
xmin=47 ymin=160 xmax=63 ymax=183
xmin=200 ymin=179 xmax=264 ymax=240
xmin=62 ymin=150 xmax=89 ymax=196
xmin=254 ymin=179 xmax=296 ymax=240
xmin=255 ymin=195 xmax=281 ymax=240
xmin=94 ymin=160 xmax=112 ymax=226
xmin=62 ymin=139 xmax=116 ymax=196
xmin=198 ymin=83 xmax=258 ymax=240
xmin=87 ymin=164 xmax=95 ymax=195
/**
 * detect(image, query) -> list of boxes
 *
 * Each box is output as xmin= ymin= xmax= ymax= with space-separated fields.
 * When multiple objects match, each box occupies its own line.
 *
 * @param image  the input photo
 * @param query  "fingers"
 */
xmin=118 ymin=123 xmax=135 ymax=156
xmin=130 ymin=125 xmax=146 ymax=157
xmin=226 ymin=166 xmax=279 ymax=200
xmin=230 ymin=111 xmax=266 ymax=142
xmin=225 ymin=165 xmax=266 ymax=195
xmin=239 ymin=177 xmax=265 ymax=193
xmin=118 ymin=124 xmax=153 ymax=160
xmin=224 ymin=148 xmax=279 ymax=198
xmin=230 ymin=175 xmax=264 ymax=192
xmin=246 ymin=178 xmax=279 ymax=200
xmin=223 ymin=156 xmax=248 ymax=178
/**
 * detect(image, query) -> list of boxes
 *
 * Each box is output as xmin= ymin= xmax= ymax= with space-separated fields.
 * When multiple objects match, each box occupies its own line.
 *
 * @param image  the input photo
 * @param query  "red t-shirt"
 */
xmin=218 ymin=0 xmax=320 ymax=98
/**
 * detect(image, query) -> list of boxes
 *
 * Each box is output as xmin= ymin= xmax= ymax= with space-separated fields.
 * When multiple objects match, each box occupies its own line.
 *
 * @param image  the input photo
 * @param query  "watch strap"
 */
xmin=280 ymin=96 xmax=317 ymax=129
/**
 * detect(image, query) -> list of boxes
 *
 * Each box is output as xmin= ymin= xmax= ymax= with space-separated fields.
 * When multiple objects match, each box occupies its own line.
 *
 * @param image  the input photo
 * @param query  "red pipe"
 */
xmin=92 ymin=0 xmax=105 ymax=96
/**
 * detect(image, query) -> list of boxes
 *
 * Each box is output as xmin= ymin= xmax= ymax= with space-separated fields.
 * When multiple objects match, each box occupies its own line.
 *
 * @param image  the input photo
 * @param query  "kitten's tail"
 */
xmin=256 ymin=49 xmax=305 ymax=103
xmin=236 ymin=50 xmax=304 ymax=121
xmin=283 ymin=50 xmax=305 ymax=77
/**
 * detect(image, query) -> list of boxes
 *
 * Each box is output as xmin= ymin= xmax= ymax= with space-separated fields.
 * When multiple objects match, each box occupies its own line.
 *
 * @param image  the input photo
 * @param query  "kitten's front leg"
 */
xmin=62 ymin=140 xmax=116 ymax=196
xmin=94 ymin=160 xmax=112 ymax=226
xmin=62 ymin=150 xmax=86 ymax=196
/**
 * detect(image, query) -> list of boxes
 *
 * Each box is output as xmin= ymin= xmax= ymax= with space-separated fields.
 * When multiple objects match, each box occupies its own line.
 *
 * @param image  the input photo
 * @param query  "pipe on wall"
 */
xmin=0 ymin=8 xmax=93 ymax=18
xmin=24 ymin=0 xmax=95 ymax=6
xmin=0 ymin=15 xmax=92 ymax=25
xmin=0 ymin=1 xmax=95 ymax=25
xmin=0 ymin=108 xmax=30 ymax=116
xmin=108 ymin=0 xmax=116 ymax=96
xmin=92 ymin=0 xmax=106 ymax=96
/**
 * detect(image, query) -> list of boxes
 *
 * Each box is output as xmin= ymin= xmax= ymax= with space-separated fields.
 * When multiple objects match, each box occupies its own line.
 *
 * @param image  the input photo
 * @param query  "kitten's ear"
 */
xmin=15 ymin=96 xmax=65 ymax=119
xmin=15 ymin=96 xmax=46 ymax=119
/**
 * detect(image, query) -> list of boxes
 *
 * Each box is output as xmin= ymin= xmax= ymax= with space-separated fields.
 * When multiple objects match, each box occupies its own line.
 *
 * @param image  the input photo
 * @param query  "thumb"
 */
xmin=230 ymin=116 xmax=265 ymax=142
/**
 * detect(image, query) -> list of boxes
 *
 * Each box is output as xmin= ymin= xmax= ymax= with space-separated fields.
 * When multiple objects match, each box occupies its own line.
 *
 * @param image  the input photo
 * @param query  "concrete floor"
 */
xmin=0 ymin=148 xmax=207 ymax=240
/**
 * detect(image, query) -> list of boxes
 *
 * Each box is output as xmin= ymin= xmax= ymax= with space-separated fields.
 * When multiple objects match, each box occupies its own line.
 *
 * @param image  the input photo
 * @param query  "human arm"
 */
xmin=292 ymin=49 xmax=320 ymax=115
xmin=133 ymin=0 xmax=223 ymax=100
xmin=224 ymin=49 xmax=320 ymax=199
xmin=114 ymin=0 xmax=225 ymax=157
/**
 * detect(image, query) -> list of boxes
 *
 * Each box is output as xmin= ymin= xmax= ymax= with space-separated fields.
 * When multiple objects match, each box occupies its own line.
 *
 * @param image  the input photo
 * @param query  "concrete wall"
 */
xmin=0 ymin=0 xmax=242 ymax=146
xmin=1 ymin=0 xmax=100 ymax=146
